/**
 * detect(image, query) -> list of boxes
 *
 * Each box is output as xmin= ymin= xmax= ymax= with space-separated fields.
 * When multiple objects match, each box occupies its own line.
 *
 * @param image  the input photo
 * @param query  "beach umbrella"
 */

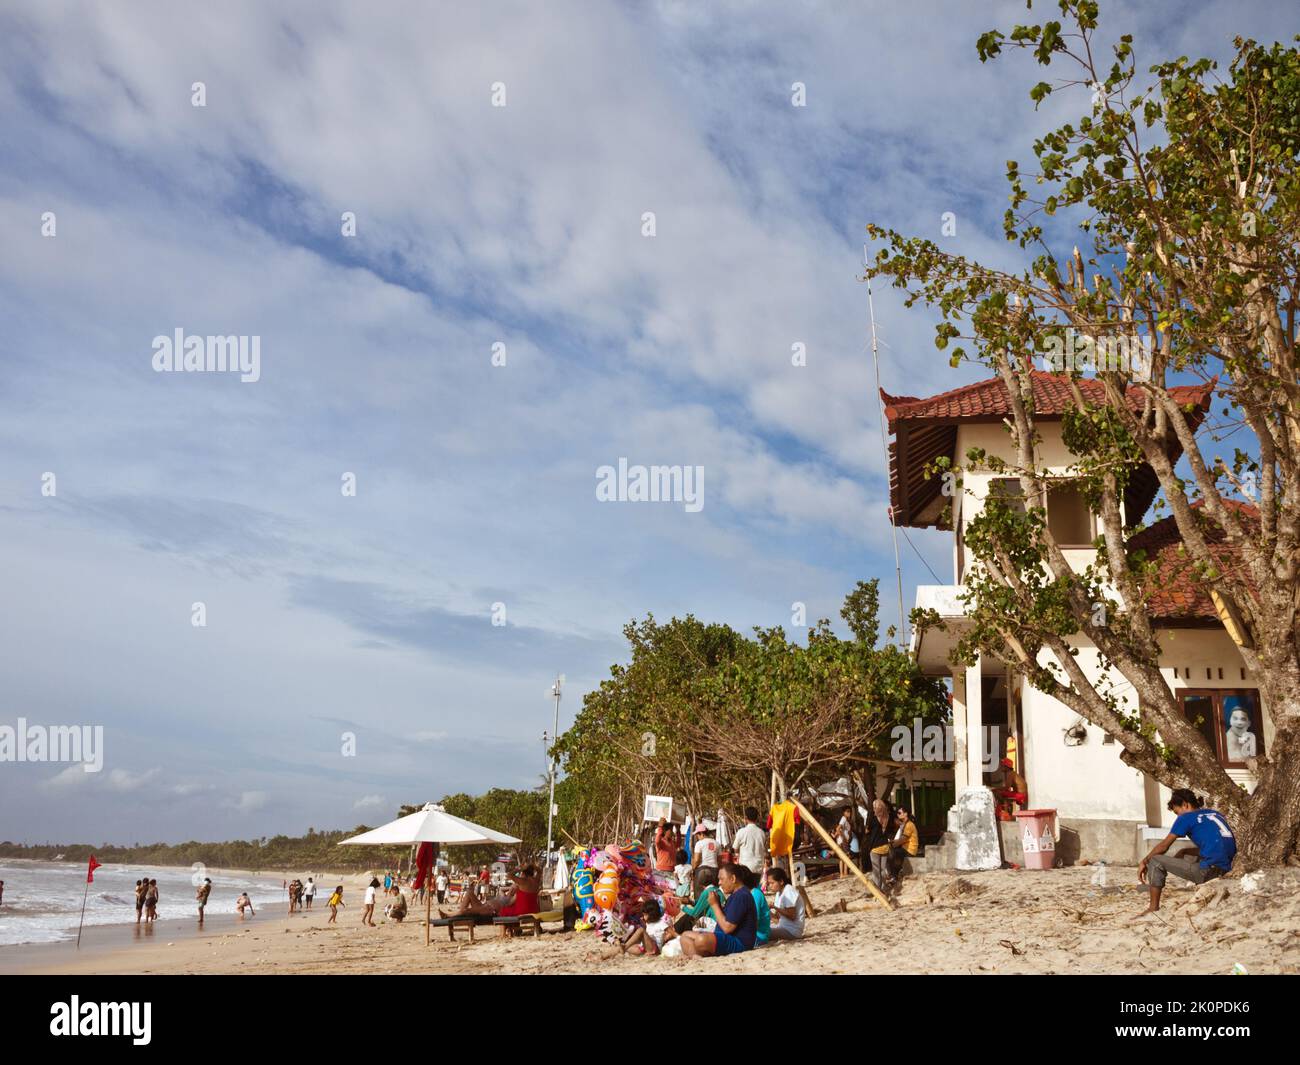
xmin=339 ymin=803 xmax=521 ymax=847
xmin=551 ymin=851 xmax=569 ymax=892
xmin=340 ymin=803 xmax=522 ymax=944
xmin=716 ymin=809 xmax=731 ymax=848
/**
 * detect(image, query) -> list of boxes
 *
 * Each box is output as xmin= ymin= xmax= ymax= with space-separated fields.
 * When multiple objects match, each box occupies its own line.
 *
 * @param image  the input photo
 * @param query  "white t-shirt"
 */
xmin=364 ymin=885 xmax=377 ymax=905
xmin=645 ymin=918 xmax=670 ymax=948
xmin=733 ymin=823 xmax=767 ymax=873
xmin=304 ymin=881 xmax=315 ymax=897
xmin=693 ymin=837 xmax=719 ymax=868
xmin=773 ymin=884 xmax=805 ymax=936
xmin=435 ymin=874 xmax=449 ymax=891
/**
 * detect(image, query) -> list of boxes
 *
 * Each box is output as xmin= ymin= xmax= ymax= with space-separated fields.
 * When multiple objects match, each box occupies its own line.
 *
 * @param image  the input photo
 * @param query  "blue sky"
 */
xmin=0 ymin=1 xmax=1292 ymax=844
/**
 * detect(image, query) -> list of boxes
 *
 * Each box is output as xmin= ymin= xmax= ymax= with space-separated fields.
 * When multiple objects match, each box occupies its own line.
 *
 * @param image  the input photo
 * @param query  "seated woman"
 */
xmin=679 ymin=863 xmax=757 ymax=958
xmin=498 ymin=864 xmax=543 ymax=917
xmin=766 ymin=867 xmax=805 ymax=941
xmin=671 ymin=866 xmax=722 ymax=935
xmin=441 ymin=864 xmax=542 ymax=918
xmin=740 ymin=866 xmax=771 ymax=946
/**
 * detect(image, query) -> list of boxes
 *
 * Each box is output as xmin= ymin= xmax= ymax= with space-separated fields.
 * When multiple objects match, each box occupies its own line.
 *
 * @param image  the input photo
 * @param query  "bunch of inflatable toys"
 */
xmin=570 ymin=838 xmax=678 ymax=939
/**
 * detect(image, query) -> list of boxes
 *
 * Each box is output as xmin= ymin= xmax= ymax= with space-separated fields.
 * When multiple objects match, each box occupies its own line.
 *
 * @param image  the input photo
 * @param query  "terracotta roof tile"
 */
xmin=881 ymin=371 xmax=1215 ymax=428
xmin=1126 ymin=500 xmax=1257 ymax=622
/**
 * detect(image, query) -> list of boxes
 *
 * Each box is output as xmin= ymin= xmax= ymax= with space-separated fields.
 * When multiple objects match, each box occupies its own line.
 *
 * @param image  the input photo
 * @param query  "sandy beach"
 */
xmin=5 ymin=865 xmax=1296 ymax=976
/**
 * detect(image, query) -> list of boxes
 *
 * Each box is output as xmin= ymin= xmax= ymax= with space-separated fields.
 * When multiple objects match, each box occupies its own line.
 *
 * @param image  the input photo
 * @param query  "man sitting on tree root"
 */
xmin=1136 ymin=789 xmax=1237 ymax=917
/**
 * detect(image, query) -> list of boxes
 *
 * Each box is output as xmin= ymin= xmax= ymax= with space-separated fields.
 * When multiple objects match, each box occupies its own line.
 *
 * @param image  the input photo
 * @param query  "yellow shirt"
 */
xmin=895 ymin=821 xmax=919 ymax=855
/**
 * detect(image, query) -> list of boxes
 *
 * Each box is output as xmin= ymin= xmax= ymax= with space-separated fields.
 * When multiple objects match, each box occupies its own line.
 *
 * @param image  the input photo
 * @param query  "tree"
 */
xmin=554 ymin=582 xmax=948 ymax=839
xmin=868 ymin=0 xmax=1300 ymax=862
xmin=552 ymin=614 xmax=751 ymax=842
xmin=685 ymin=582 xmax=949 ymax=799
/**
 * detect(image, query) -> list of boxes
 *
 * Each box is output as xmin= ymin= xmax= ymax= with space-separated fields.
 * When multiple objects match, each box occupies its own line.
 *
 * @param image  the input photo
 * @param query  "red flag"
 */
xmin=86 ymin=856 xmax=102 ymax=883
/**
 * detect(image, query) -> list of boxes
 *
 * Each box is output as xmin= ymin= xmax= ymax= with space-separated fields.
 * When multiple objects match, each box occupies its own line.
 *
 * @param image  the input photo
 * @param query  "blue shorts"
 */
xmin=713 ymin=929 xmax=748 ymax=956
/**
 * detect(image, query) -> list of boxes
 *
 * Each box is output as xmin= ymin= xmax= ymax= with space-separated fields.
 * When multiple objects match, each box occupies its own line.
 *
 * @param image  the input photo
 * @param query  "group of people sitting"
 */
xmin=615 ymin=860 xmax=806 ymax=959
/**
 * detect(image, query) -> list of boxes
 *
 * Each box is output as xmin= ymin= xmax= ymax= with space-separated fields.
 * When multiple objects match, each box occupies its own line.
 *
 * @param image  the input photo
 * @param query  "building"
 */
xmin=882 ymin=371 xmax=1269 ymax=866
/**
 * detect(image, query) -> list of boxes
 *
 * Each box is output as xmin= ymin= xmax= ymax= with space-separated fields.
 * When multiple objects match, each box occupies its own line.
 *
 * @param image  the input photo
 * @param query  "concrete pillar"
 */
xmin=965 ymin=654 xmax=984 ymax=787
xmin=951 ymin=666 xmax=969 ymax=792
xmin=946 ymin=654 xmax=1001 ymax=871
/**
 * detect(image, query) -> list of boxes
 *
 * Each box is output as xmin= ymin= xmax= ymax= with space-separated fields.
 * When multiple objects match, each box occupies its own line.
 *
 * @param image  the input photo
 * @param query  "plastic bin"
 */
xmin=1015 ymin=809 xmax=1057 ymax=870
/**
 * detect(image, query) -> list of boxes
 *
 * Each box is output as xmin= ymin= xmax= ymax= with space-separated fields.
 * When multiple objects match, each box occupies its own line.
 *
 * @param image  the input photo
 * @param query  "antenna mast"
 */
xmin=865 ymin=245 xmax=907 ymax=645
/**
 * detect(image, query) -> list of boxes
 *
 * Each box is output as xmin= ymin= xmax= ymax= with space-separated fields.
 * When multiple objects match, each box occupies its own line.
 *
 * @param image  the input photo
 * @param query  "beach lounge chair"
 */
xmin=429 ymin=914 xmax=493 ymax=942
xmin=492 ymin=909 xmax=564 ymax=938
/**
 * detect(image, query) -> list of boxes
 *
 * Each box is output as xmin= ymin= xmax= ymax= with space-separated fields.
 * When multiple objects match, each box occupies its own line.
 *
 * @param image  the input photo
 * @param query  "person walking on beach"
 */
xmin=145 ymin=879 xmax=159 ymax=922
xmin=1137 ymin=789 xmax=1237 ymax=916
xmin=435 ymin=870 xmax=448 ymax=905
xmin=303 ymin=877 xmax=315 ymax=910
xmin=0 ymin=880 xmax=5 ymax=905
xmin=196 ymin=878 xmax=212 ymax=923
xmin=327 ymin=885 xmax=344 ymax=923
xmin=362 ymin=877 xmax=379 ymax=926
xmin=134 ymin=879 xmax=146 ymax=924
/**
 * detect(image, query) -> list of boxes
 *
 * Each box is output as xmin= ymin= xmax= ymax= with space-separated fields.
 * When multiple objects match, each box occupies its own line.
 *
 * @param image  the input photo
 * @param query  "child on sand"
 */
xmin=327 ymin=885 xmax=344 ymax=923
xmin=620 ymin=898 xmax=672 ymax=956
xmin=236 ymin=891 xmax=255 ymax=917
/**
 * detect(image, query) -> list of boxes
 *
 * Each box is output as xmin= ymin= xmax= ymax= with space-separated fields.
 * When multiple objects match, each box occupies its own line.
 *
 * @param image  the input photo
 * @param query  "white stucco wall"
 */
xmin=1021 ymin=683 xmax=1149 ymax=821
xmin=955 ymin=422 xmax=1107 ymax=583
xmin=1020 ymin=631 xmax=1255 ymax=824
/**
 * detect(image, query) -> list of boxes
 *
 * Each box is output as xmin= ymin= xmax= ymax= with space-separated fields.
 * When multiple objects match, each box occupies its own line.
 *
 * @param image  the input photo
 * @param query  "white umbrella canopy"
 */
xmin=339 ymin=803 xmax=521 ymax=847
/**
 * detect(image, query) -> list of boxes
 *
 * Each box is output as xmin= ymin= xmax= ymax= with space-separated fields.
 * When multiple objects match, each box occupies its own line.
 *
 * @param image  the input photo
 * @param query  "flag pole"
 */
xmin=77 ymin=854 xmax=100 ymax=949
xmin=76 ymin=877 xmax=91 ymax=949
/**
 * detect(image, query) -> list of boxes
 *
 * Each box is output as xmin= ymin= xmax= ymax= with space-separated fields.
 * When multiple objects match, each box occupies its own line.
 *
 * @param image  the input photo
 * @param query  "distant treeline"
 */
xmin=0 ymin=827 xmax=409 ymax=874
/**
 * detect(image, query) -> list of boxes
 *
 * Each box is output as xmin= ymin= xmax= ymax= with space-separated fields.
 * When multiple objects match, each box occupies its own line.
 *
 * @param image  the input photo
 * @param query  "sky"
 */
xmin=0 ymin=0 xmax=1293 ymax=845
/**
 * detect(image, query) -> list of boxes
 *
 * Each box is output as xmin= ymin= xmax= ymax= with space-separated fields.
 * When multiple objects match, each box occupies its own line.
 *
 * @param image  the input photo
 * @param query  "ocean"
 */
xmin=0 ymin=860 xmax=292 ymax=946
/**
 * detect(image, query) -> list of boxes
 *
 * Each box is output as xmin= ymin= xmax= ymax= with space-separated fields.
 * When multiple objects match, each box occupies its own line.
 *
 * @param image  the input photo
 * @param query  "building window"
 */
xmin=1180 ymin=689 xmax=1263 ymax=767
xmin=988 ymin=478 xmax=1027 ymax=513
xmin=1046 ymin=481 xmax=1095 ymax=546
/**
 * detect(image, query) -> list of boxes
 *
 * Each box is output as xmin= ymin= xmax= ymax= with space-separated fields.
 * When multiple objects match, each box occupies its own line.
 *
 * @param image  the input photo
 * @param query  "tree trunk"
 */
xmin=1233 ymin=715 xmax=1300 ymax=866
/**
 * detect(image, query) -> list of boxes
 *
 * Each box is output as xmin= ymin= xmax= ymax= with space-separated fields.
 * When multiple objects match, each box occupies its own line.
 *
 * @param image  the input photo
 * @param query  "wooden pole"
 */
xmin=789 ymin=797 xmax=893 ymax=909
xmin=425 ymin=881 xmax=432 ymax=946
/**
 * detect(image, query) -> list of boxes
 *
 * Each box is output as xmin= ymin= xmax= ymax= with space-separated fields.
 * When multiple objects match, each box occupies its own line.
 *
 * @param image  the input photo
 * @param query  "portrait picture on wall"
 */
xmin=1180 ymin=689 xmax=1263 ymax=767
xmin=1222 ymin=692 xmax=1263 ymax=763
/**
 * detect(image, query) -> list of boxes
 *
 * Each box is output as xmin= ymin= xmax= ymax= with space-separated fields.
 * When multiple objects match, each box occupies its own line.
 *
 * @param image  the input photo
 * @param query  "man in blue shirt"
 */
xmin=1137 ymin=789 xmax=1237 ymax=915
xmin=678 ymin=863 xmax=757 ymax=957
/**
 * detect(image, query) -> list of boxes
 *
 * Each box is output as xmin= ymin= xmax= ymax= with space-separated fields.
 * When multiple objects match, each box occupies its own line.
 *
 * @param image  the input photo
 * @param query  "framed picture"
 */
xmin=642 ymin=795 xmax=686 ymax=824
xmin=1222 ymin=691 xmax=1263 ymax=765
xmin=1180 ymin=689 xmax=1263 ymax=767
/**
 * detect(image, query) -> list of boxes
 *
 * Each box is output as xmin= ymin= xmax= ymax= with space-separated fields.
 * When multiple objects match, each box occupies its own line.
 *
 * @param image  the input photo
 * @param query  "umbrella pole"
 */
xmin=425 ymin=881 xmax=432 ymax=946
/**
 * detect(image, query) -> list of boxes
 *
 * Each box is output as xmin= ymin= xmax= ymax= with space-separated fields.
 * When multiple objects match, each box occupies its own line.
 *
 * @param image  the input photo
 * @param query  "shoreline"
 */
xmin=0 ymin=856 xmax=377 ymax=880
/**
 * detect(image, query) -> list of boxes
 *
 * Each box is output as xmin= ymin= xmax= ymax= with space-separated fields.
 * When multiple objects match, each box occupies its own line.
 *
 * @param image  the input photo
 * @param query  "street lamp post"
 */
xmin=546 ymin=676 xmax=562 ymax=872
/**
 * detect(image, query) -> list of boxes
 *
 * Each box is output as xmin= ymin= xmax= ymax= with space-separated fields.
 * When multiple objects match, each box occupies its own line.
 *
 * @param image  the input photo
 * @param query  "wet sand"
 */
xmin=4 ymin=865 xmax=1297 ymax=975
